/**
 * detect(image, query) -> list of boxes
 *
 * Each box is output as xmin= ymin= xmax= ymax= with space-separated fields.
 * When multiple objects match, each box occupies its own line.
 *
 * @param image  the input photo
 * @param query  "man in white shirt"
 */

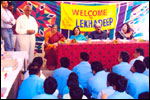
xmin=1 ymin=1 xmax=15 ymax=51
xmin=16 ymin=5 xmax=38 ymax=67
xmin=129 ymin=48 xmax=144 ymax=66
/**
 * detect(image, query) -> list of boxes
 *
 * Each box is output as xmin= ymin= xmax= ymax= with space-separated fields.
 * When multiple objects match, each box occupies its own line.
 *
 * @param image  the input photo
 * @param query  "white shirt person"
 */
xmin=16 ymin=5 xmax=38 ymax=67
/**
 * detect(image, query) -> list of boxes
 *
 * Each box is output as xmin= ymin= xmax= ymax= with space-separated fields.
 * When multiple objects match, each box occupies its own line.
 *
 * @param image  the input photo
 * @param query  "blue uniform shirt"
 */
xmin=70 ymin=34 xmax=87 ymax=41
xmin=108 ymin=91 xmax=134 ymax=99
xmin=52 ymin=67 xmax=72 ymax=95
xmin=73 ymin=61 xmax=93 ymax=89
xmin=127 ymin=72 xmax=149 ymax=99
xmin=17 ymin=75 xmax=44 ymax=99
xmin=112 ymin=62 xmax=132 ymax=79
xmin=33 ymin=93 xmax=58 ymax=99
xmin=143 ymin=69 xmax=149 ymax=77
xmin=88 ymin=70 xmax=109 ymax=99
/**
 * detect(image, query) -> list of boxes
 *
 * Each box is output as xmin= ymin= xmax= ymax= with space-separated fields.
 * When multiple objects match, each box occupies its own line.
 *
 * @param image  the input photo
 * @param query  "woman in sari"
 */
xmin=116 ymin=23 xmax=134 ymax=40
xmin=44 ymin=24 xmax=65 ymax=70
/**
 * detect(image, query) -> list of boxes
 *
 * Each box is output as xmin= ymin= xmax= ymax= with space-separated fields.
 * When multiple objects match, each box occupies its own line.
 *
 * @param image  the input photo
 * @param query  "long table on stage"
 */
xmin=57 ymin=40 xmax=149 ymax=70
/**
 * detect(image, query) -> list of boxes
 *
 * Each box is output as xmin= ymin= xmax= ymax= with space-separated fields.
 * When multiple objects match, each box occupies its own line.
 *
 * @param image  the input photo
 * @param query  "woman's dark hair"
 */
xmin=72 ymin=27 xmax=80 ymax=35
xmin=122 ymin=23 xmax=131 ymax=33
xmin=68 ymin=72 xmax=78 ymax=80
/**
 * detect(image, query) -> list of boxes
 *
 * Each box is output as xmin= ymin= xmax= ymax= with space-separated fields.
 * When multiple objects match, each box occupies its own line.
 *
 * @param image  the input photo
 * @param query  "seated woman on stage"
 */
xmin=44 ymin=24 xmax=66 ymax=70
xmin=70 ymin=27 xmax=87 ymax=41
xmin=116 ymin=23 xmax=134 ymax=40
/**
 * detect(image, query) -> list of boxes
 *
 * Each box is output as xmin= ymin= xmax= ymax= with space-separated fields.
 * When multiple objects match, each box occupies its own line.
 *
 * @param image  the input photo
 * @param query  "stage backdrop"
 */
xmin=11 ymin=1 xmax=149 ymax=54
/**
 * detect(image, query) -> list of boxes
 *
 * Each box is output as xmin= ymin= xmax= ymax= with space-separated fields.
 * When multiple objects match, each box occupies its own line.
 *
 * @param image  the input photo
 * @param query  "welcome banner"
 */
xmin=61 ymin=3 xmax=117 ymax=31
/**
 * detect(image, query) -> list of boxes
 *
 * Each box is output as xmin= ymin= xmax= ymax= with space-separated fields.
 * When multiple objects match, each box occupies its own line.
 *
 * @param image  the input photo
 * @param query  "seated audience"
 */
xmin=129 ymin=48 xmax=144 ymax=66
xmin=33 ymin=77 xmax=58 ymax=99
xmin=112 ymin=51 xmax=132 ymax=79
xmin=24 ymin=57 xmax=46 ymax=80
xmin=52 ymin=57 xmax=72 ymax=96
xmin=17 ymin=62 xmax=44 ymax=99
xmin=73 ymin=52 xmax=93 ymax=89
xmin=70 ymin=87 xmax=87 ymax=99
xmin=63 ymin=72 xmax=84 ymax=96
xmin=88 ymin=23 xmax=107 ymax=40
xmin=97 ymin=72 xmax=117 ymax=99
xmin=116 ymin=23 xmax=134 ymax=40
xmin=127 ymin=60 xmax=149 ymax=99
xmin=108 ymin=75 xmax=133 ymax=99
xmin=87 ymin=61 xmax=109 ymax=99
xmin=70 ymin=27 xmax=87 ymax=41
xmin=63 ymin=78 xmax=87 ymax=99
xmin=138 ymin=92 xmax=149 ymax=99
xmin=143 ymin=56 xmax=149 ymax=76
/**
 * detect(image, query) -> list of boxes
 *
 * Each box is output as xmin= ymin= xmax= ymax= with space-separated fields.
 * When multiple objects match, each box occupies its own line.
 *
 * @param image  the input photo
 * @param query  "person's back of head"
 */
xmin=135 ymin=48 xmax=144 ymax=56
xmin=32 ymin=57 xmax=43 ymax=68
xmin=67 ymin=78 xmax=79 ymax=89
xmin=68 ymin=72 xmax=78 ymax=80
xmin=107 ymin=72 xmax=119 ymax=86
xmin=91 ymin=61 xmax=103 ymax=74
xmin=133 ymin=60 xmax=146 ymax=73
xmin=143 ymin=56 xmax=149 ymax=69
xmin=70 ymin=87 xmax=83 ymax=99
xmin=44 ymin=76 xmax=57 ymax=94
xmin=80 ymin=52 xmax=89 ymax=61
xmin=28 ymin=62 xmax=41 ymax=75
xmin=119 ymin=51 xmax=129 ymax=62
xmin=113 ymin=75 xmax=127 ymax=92
xmin=60 ymin=57 xmax=70 ymax=68
xmin=138 ymin=92 xmax=149 ymax=99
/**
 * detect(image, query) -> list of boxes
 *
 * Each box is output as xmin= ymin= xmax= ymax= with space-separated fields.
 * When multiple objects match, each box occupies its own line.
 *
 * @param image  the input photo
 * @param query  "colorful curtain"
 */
xmin=11 ymin=1 xmax=149 ymax=54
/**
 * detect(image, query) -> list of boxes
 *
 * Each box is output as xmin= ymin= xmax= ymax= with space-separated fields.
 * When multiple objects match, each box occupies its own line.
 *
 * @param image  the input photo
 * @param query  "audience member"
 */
xmin=138 ymin=92 xmax=149 ymax=99
xmin=143 ymin=56 xmax=149 ymax=76
xmin=63 ymin=78 xmax=87 ymax=99
xmin=52 ymin=57 xmax=72 ymax=96
xmin=24 ymin=57 xmax=46 ymax=80
xmin=97 ymin=72 xmax=117 ymax=99
xmin=127 ymin=60 xmax=149 ymax=99
xmin=17 ymin=62 xmax=44 ymax=99
xmin=33 ymin=77 xmax=58 ymax=99
xmin=129 ymin=48 xmax=144 ymax=66
xmin=73 ymin=52 xmax=93 ymax=89
xmin=70 ymin=87 xmax=87 ymax=99
xmin=108 ymin=75 xmax=133 ymax=99
xmin=63 ymin=72 xmax=84 ymax=96
xmin=88 ymin=61 xmax=109 ymax=99
xmin=112 ymin=51 xmax=132 ymax=79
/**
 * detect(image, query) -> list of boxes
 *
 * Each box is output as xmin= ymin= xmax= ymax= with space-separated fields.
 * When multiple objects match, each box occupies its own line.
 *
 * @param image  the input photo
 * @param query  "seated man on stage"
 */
xmin=116 ymin=23 xmax=134 ymax=40
xmin=88 ymin=23 xmax=107 ymax=40
xmin=44 ymin=24 xmax=66 ymax=70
